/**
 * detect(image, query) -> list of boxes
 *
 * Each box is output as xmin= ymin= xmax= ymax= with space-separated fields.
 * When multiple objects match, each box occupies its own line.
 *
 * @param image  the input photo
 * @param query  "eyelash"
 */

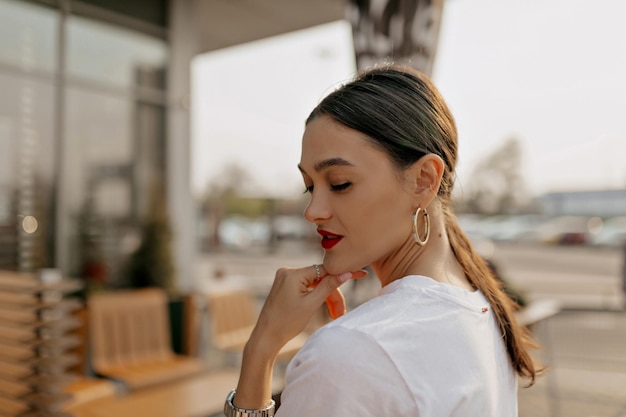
xmin=303 ymin=182 xmax=352 ymax=194
xmin=331 ymin=182 xmax=352 ymax=191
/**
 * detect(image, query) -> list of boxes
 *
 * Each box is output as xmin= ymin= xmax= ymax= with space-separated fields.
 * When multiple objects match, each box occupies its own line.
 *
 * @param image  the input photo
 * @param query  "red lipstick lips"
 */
xmin=318 ymin=229 xmax=343 ymax=250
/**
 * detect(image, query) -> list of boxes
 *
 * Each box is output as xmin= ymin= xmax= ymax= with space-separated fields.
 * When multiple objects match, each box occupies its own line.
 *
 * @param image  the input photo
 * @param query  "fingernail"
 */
xmin=338 ymin=272 xmax=352 ymax=283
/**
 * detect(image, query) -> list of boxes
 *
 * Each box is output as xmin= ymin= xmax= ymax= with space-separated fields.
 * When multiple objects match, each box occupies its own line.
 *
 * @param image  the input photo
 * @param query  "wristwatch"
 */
xmin=224 ymin=389 xmax=276 ymax=417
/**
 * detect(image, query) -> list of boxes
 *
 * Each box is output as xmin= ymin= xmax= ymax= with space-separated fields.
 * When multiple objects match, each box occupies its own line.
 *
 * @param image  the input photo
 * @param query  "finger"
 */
xmin=311 ymin=269 xmax=369 ymax=305
xmin=322 ymin=270 xmax=368 ymax=318
xmin=304 ymin=265 xmax=322 ymax=293
xmin=325 ymin=288 xmax=346 ymax=319
xmin=350 ymin=269 xmax=369 ymax=280
xmin=305 ymin=264 xmax=327 ymax=288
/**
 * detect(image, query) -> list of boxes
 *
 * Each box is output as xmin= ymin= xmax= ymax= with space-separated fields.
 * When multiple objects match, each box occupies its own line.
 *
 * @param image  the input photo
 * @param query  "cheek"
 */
xmin=325 ymin=208 xmax=409 ymax=274
xmin=359 ymin=203 xmax=410 ymax=244
xmin=345 ymin=189 xmax=412 ymax=250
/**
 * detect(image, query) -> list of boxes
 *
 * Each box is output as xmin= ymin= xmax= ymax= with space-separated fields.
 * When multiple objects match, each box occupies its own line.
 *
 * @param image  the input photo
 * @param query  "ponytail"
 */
xmin=443 ymin=206 xmax=544 ymax=385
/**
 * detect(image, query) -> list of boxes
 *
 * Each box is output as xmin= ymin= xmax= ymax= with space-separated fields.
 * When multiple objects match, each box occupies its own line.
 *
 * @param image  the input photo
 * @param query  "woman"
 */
xmin=223 ymin=66 xmax=541 ymax=416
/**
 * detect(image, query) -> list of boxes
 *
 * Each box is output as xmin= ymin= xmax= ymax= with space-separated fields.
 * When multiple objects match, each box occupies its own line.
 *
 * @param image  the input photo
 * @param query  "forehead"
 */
xmin=300 ymin=115 xmax=386 ymax=167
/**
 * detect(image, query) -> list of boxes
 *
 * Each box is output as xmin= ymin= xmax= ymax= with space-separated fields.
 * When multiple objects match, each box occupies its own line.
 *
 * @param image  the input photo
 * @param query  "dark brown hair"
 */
xmin=306 ymin=65 xmax=542 ymax=384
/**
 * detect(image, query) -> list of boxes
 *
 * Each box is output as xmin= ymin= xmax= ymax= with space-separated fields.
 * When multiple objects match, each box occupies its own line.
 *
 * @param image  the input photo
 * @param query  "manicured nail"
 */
xmin=338 ymin=272 xmax=352 ymax=283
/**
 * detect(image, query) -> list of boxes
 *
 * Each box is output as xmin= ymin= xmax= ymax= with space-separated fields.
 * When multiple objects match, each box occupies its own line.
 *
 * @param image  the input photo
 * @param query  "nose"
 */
xmin=303 ymin=191 xmax=332 ymax=224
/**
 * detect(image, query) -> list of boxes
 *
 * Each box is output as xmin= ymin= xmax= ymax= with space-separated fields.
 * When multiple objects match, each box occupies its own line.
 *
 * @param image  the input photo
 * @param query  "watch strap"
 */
xmin=224 ymin=389 xmax=276 ymax=417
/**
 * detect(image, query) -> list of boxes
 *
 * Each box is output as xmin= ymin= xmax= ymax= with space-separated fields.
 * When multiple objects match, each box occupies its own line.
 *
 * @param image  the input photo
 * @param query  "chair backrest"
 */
xmin=206 ymin=290 xmax=258 ymax=351
xmin=89 ymin=288 xmax=173 ymax=370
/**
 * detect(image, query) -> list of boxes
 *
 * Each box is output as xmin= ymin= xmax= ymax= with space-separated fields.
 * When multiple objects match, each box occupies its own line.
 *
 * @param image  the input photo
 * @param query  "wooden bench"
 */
xmin=88 ymin=288 xmax=207 ymax=390
xmin=65 ymin=289 xmax=241 ymax=417
xmin=207 ymin=290 xmax=308 ymax=364
xmin=68 ymin=371 xmax=239 ymax=417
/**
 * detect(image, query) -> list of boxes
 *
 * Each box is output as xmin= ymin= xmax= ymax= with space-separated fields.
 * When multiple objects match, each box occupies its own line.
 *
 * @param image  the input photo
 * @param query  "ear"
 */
xmin=406 ymin=154 xmax=445 ymax=205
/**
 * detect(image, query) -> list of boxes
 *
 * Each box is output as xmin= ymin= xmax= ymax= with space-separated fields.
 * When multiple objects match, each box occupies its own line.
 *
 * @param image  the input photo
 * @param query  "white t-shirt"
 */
xmin=277 ymin=275 xmax=518 ymax=417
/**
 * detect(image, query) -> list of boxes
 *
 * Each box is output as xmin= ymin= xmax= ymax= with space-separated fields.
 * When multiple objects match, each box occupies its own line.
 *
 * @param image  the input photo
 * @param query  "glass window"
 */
xmin=79 ymin=0 xmax=168 ymax=28
xmin=67 ymin=16 xmax=167 ymax=89
xmin=0 ymin=2 xmax=168 ymax=283
xmin=0 ymin=0 xmax=57 ymax=74
xmin=0 ymin=72 xmax=55 ymax=270
xmin=63 ymin=84 xmax=166 ymax=287
xmin=64 ymin=87 xmax=133 ymax=282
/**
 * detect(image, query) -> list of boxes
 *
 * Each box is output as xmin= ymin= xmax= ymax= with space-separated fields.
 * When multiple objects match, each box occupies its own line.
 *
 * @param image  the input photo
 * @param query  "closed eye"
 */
xmin=303 ymin=185 xmax=314 ymax=194
xmin=331 ymin=182 xmax=351 ymax=192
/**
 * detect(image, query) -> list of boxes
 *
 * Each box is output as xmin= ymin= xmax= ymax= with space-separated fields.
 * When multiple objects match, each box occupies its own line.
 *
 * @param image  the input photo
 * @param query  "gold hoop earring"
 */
xmin=412 ymin=207 xmax=430 ymax=247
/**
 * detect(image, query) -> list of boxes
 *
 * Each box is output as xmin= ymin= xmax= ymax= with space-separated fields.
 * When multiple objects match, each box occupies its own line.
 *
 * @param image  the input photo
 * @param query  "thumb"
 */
xmin=316 ymin=270 xmax=367 ymax=319
xmin=310 ymin=270 xmax=368 ymax=306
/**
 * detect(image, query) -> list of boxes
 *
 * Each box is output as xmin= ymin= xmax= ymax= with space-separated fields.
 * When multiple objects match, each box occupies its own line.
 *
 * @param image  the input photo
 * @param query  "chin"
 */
xmin=322 ymin=253 xmax=367 ymax=276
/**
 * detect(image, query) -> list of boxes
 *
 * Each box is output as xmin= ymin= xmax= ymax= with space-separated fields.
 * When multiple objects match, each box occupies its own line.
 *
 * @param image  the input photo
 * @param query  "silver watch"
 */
xmin=224 ymin=389 xmax=276 ymax=417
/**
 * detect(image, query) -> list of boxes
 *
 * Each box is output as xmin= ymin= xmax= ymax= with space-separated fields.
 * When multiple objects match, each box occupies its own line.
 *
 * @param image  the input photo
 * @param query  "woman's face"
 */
xmin=299 ymin=115 xmax=416 ymax=275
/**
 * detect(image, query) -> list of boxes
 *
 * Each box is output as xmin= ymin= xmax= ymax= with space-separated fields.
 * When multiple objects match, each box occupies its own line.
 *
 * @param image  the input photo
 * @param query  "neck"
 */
xmin=371 ymin=210 xmax=473 ymax=291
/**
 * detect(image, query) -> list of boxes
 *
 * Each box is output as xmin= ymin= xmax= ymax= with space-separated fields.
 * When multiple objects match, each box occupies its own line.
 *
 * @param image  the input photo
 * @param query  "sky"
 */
xmin=192 ymin=0 xmax=626 ymax=200
xmin=191 ymin=21 xmax=355 ymax=199
xmin=433 ymin=0 xmax=626 ymax=196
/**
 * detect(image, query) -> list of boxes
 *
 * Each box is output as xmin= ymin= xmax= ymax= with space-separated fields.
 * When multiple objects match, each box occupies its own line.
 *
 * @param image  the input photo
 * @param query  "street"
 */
xmin=493 ymin=243 xmax=624 ymax=310
xmin=493 ymin=243 xmax=626 ymax=416
xmin=517 ymin=309 xmax=626 ymax=417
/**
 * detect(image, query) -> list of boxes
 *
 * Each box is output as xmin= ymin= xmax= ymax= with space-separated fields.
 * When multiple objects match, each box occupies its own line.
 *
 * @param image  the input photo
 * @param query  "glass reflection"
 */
xmin=22 ymin=215 xmax=38 ymax=234
xmin=0 ymin=1 xmax=168 ymax=283
xmin=67 ymin=16 xmax=167 ymax=88
xmin=0 ymin=71 xmax=54 ymax=271
xmin=0 ymin=0 xmax=57 ymax=73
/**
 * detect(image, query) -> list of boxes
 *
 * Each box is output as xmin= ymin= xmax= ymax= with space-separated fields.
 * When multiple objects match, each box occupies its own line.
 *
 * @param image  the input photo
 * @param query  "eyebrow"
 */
xmin=298 ymin=157 xmax=355 ymax=174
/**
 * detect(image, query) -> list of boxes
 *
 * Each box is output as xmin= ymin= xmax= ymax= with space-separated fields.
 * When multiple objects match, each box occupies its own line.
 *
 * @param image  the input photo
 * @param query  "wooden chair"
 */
xmin=207 ymin=290 xmax=308 ymax=364
xmin=88 ymin=288 xmax=207 ymax=390
xmin=65 ymin=289 xmax=240 ymax=417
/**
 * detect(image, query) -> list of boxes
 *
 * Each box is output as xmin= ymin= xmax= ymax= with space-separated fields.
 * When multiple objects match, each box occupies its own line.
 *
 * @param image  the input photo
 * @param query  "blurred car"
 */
xmin=457 ymin=214 xmax=496 ymax=258
xmin=218 ymin=215 xmax=270 ymax=249
xmin=590 ymin=216 xmax=626 ymax=247
xmin=457 ymin=214 xmax=486 ymax=239
xmin=537 ymin=215 xmax=592 ymax=245
xmin=485 ymin=214 xmax=543 ymax=242
xmin=274 ymin=215 xmax=312 ymax=240
xmin=459 ymin=214 xmax=543 ymax=243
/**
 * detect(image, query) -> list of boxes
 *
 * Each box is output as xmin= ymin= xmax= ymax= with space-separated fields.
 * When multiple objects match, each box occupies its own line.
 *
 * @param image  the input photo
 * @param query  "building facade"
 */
xmin=539 ymin=189 xmax=626 ymax=218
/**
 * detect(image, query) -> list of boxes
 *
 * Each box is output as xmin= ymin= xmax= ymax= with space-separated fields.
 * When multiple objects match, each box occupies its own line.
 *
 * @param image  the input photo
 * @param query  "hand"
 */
xmin=249 ymin=265 xmax=368 ymax=356
xmin=234 ymin=265 xmax=367 ymax=410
